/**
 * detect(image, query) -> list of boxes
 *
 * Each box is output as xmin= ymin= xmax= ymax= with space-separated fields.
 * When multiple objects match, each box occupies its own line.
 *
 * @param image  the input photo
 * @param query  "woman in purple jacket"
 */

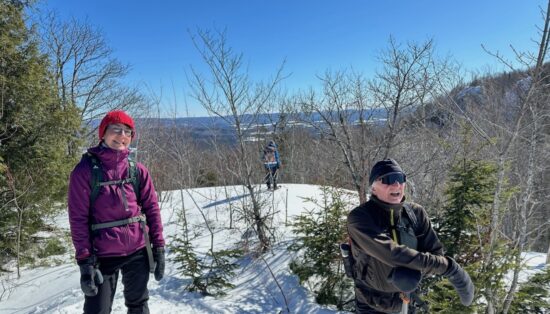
xmin=68 ymin=110 xmax=165 ymax=314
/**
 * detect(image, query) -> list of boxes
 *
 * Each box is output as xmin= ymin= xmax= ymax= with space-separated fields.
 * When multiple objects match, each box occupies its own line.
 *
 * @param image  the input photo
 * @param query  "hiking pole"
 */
xmin=265 ymin=165 xmax=275 ymax=190
xmin=261 ymin=161 xmax=270 ymax=190
xmin=264 ymin=167 xmax=272 ymax=190
xmin=273 ymin=168 xmax=279 ymax=189
xmin=400 ymin=292 xmax=410 ymax=314
xmin=269 ymin=167 xmax=274 ymax=189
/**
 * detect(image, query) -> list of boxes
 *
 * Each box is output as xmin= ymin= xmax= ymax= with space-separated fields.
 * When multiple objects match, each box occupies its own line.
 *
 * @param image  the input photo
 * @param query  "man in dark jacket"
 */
xmin=347 ymin=159 xmax=474 ymax=313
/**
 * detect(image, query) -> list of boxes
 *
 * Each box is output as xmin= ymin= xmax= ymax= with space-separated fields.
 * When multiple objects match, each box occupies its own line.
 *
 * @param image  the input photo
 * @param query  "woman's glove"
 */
xmin=153 ymin=247 xmax=165 ymax=281
xmin=78 ymin=256 xmax=103 ymax=297
xmin=443 ymin=257 xmax=475 ymax=306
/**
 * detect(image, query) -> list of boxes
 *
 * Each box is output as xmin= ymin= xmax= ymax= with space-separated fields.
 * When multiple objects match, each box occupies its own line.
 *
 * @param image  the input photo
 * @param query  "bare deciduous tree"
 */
xmin=443 ymin=2 xmax=550 ymax=311
xmin=370 ymin=37 xmax=442 ymax=158
xmin=297 ymin=38 xmax=452 ymax=204
xmin=298 ymin=70 xmax=374 ymax=203
xmin=188 ymin=28 xmax=285 ymax=252
xmin=39 ymin=12 xmax=147 ymax=145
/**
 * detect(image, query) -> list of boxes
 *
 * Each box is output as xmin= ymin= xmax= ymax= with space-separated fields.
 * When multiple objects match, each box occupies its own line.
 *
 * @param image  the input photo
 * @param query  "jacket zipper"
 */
xmin=115 ymin=150 xmax=130 ymax=255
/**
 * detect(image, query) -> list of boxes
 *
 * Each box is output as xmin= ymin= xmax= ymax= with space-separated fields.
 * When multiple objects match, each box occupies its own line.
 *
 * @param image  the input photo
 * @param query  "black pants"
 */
xmin=356 ymin=301 xmax=416 ymax=314
xmin=264 ymin=167 xmax=278 ymax=188
xmin=354 ymin=279 xmax=414 ymax=314
xmin=84 ymin=248 xmax=150 ymax=314
xmin=355 ymin=291 xmax=418 ymax=314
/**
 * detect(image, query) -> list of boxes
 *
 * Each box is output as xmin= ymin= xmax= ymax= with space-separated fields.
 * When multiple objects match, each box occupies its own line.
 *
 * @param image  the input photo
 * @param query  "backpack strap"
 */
xmin=91 ymin=213 xmax=155 ymax=273
xmin=83 ymin=152 xmax=152 ymax=272
xmin=402 ymin=203 xmax=419 ymax=234
xmin=128 ymin=158 xmax=141 ymax=205
xmin=396 ymin=203 xmax=419 ymax=250
xmin=83 ymin=153 xmax=141 ymax=208
xmin=91 ymin=214 xmax=145 ymax=231
xmin=84 ymin=153 xmax=103 ymax=207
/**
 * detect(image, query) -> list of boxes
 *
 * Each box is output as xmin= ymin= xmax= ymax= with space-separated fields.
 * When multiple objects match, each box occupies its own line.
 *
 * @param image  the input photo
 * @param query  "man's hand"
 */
xmin=78 ymin=256 xmax=103 ymax=297
xmin=153 ymin=247 xmax=165 ymax=281
xmin=443 ymin=257 xmax=475 ymax=306
xmin=389 ymin=266 xmax=422 ymax=293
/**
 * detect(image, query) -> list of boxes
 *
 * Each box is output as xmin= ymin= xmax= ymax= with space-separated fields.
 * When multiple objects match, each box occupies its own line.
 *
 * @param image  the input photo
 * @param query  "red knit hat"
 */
xmin=98 ymin=110 xmax=135 ymax=139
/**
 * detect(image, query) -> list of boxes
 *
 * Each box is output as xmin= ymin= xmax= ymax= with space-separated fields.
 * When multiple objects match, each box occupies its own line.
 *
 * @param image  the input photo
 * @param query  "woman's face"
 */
xmin=102 ymin=123 xmax=133 ymax=151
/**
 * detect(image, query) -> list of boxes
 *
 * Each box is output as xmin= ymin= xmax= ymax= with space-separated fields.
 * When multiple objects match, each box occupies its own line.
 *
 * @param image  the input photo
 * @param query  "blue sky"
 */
xmin=39 ymin=0 xmax=546 ymax=117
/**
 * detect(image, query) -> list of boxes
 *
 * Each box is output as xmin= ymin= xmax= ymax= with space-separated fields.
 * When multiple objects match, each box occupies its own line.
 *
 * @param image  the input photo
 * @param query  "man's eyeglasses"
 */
xmin=378 ymin=173 xmax=406 ymax=185
xmin=108 ymin=126 xmax=134 ymax=137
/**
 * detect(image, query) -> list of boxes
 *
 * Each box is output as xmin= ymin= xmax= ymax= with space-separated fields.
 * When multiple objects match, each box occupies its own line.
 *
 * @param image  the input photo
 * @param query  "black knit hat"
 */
xmin=369 ymin=158 xmax=404 ymax=185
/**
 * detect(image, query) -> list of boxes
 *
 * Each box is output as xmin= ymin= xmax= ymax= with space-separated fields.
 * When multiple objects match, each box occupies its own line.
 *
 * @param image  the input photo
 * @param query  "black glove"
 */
xmin=389 ymin=266 xmax=422 ymax=293
xmin=153 ymin=247 xmax=165 ymax=281
xmin=443 ymin=257 xmax=475 ymax=306
xmin=78 ymin=256 xmax=103 ymax=297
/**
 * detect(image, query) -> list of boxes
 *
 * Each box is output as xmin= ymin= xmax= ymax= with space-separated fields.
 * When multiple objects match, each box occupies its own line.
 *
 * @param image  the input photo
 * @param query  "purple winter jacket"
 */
xmin=68 ymin=144 xmax=165 ymax=261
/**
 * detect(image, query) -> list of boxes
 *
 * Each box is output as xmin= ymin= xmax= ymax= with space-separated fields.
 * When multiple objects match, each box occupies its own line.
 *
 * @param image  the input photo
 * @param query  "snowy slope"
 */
xmin=0 ymin=184 xmax=547 ymax=314
xmin=0 ymin=184 xmax=353 ymax=314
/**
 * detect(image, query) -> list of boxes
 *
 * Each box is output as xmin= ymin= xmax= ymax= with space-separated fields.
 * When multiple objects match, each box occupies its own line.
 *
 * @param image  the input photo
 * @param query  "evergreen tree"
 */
xmin=170 ymin=236 xmax=242 ymax=296
xmin=170 ymin=236 xmax=209 ymax=294
xmin=288 ymin=186 xmax=354 ymax=311
xmin=510 ymin=266 xmax=550 ymax=314
xmin=170 ymin=203 xmax=241 ymax=296
xmin=0 ymin=0 xmax=81 ymax=272
xmin=427 ymin=159 xmax=513 ymax=313
xmin=436 ymin=160 xmax=497 ymax=259
xmin=195 ymin=168 xmax=218 ymax=187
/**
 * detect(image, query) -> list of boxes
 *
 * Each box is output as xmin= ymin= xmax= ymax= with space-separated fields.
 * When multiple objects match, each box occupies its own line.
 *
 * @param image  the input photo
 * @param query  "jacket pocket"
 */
xmin=355 ymin=280 xmax=403 ymax=313
xmin=366 ymin=290 xmax=402 ymax=313
xmin=353 ymin=250 xmax=370 ymax=280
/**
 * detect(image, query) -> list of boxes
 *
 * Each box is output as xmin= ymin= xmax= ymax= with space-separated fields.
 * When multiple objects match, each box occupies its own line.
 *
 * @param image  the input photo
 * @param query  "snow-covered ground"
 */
xmin=0 ymin=184 xmax=353 ymax=314
xmin=0 ymin=184 xmax=547 ymax=313
xmin=504 ymin=252 xmax=548 ymax=284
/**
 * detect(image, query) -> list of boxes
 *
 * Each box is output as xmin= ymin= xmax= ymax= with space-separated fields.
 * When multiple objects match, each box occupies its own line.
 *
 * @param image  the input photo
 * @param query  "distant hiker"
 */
xmin=346 ymin=159 xmax=474 ymax=313
xmin=262 ymin=140 xmax=281 ymax=190
xmin=68 ymin=110 xmax=165 ymax=314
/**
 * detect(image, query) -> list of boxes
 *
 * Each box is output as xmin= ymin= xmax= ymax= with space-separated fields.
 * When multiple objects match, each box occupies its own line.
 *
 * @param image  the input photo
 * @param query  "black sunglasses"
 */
xmin=378 ymin=173 xmax=406 ymax=185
